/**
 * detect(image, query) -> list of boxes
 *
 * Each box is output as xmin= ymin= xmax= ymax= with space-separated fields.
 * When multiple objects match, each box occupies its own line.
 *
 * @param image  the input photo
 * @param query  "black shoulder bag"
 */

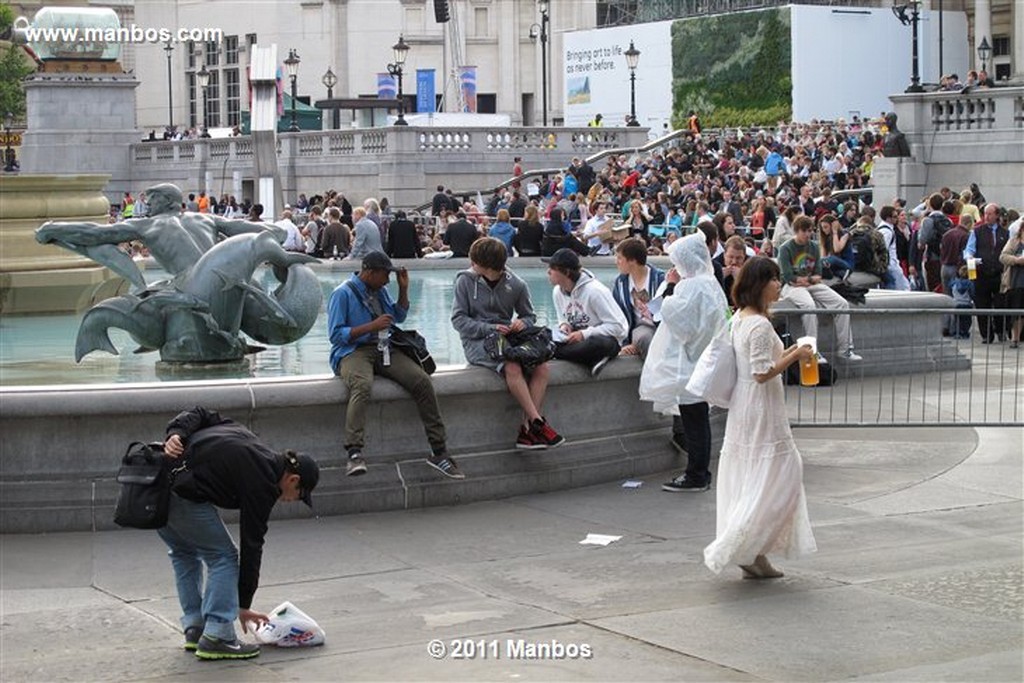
xmin=390 ymin=327 xmax=437 ymax=375
xmin=113 ymin=442 xmax=186 ymax=530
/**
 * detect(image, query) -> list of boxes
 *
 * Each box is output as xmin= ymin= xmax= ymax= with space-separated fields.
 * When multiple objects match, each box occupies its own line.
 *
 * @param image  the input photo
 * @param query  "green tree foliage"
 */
xmin=671 ymin=8 xmax=792 ymax=128
xmin=0 ymin=4 xmax=33 ymax=118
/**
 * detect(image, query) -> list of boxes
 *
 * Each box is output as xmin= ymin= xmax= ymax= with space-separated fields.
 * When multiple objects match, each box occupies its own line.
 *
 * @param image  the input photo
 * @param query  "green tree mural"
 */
xmin=671 ymin=8 xmax=792 ymax=128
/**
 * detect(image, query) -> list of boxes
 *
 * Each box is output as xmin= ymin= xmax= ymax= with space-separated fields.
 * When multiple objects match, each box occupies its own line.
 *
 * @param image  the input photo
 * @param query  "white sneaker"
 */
xmin=842 ymin=350 xmax=863 ymax=361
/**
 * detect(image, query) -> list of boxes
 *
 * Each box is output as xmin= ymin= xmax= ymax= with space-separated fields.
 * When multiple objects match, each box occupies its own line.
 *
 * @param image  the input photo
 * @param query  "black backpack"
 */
xmin=926 ymin=213 xmax=952 ymax=255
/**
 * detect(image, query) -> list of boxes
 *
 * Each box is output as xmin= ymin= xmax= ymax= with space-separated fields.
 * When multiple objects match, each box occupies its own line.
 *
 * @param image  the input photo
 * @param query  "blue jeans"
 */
xmin=157 ymin=494 xmax=240 ymax=640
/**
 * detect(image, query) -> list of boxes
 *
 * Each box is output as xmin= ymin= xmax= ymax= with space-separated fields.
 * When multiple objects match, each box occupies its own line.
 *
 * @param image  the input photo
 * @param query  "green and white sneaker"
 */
xmin=194 ymin=635 xmax=260 ymax=660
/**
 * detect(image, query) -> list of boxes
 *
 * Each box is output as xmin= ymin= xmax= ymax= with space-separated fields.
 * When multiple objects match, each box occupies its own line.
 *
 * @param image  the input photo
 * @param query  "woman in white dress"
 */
xmin=704 ymin=257 xmax=818 ymax=579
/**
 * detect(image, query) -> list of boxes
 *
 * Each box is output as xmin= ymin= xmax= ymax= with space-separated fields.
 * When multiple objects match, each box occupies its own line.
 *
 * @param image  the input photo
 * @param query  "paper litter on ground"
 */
xmin=579 ymin=533 xmax=622 ymax=546
xmin=622 ymin=480 xmax=643 ymax=488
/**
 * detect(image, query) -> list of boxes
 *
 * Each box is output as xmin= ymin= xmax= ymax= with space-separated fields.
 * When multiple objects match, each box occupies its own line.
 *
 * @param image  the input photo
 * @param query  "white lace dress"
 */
xmin=704 ymin=313 xmax=817 ymax=573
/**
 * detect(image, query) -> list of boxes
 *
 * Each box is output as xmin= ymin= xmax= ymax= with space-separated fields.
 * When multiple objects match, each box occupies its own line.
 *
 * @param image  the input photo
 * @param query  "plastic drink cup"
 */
xmin=967 ymin=257 xmax=978 ymax=281
xmin=797 ymin=335 xmax=819 ymax=386
xmin=800 ymin=354 xmax=820 ymax=386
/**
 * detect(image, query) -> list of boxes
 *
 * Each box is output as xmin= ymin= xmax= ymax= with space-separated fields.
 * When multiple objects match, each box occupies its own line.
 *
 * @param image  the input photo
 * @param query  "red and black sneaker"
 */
xmin=515 ymin=425 xmax=545 ymax=450
xmin=529 ymin=418 xmax=566 ymax=448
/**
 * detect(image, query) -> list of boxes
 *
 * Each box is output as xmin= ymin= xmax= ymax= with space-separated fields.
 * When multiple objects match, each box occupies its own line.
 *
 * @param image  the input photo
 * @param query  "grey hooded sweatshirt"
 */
xmin=451 ymin=269 xmax=537 ymax=369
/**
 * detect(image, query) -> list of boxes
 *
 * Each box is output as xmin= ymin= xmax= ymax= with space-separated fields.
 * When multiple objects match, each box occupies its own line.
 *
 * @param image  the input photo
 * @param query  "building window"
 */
xmin=206 ymin=40 xmax=219 ymax=67
xmin=477 ymin=93 xmax=496 ymax=114
xmin=188 ymin=72 xmax=196 ymax=127
xmin=474 ymin=7 xmax=488 ymax=36
xmin=994 ymin=63 xmax=1010 ymax=81
xmin=992 ymin=36 xmax=1009 ymax=58
xmin=225 ymin=68 xmax=240 ymax=126
xmin=187 ymin=40 xmax=195 ymax=69
xmin=205 ymin=70 xmax=221 ymax=127
xmin=225 ymin=35 xmax=239 ymax=65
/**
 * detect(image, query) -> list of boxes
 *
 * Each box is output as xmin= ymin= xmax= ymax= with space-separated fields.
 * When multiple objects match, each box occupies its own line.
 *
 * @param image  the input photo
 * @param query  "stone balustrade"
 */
xmin=126 ymin=126 xmax=648 ymax=208
xmin=883 ymin=86 xmax=1024 ymax=207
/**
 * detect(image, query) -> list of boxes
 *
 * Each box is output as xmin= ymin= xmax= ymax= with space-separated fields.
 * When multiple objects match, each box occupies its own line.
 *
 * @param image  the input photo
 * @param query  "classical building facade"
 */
xmin=129 ymin=0 xmax=596 ymax=132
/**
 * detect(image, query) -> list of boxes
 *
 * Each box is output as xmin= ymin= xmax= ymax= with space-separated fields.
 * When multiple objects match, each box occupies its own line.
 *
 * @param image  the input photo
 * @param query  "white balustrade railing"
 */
xmin=129 ymin=126 xmax=645 ymax=166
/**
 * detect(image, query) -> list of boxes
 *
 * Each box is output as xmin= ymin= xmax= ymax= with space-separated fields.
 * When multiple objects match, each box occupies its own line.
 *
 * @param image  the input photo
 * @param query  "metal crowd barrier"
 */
xmin=770 ymin=307 xmax=1023 ymax=427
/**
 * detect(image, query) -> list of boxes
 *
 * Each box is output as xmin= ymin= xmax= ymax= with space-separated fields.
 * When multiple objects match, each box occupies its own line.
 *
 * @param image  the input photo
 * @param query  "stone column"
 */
xmin=1014 ymin=0 xmax=1024 ymax=81
xmin=974 ymin=0 xmax=991 ymax=71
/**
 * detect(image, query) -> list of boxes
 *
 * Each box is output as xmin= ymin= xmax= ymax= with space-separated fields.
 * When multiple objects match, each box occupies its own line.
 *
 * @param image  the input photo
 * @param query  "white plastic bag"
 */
xmin=685 ymin=322 xmax=737 ymax=409
xmin=254 ymin=601 xmax=326 ymax=648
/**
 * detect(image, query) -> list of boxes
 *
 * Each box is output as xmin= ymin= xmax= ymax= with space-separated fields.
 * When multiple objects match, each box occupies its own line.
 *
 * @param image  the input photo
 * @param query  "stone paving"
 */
xmin=1 ymin=426 xmax=1021 ymax=682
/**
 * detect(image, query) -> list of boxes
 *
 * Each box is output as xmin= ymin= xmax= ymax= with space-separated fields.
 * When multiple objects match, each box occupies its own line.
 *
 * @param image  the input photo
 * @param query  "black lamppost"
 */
xmin=387 ymin=35 xmax=410 ymax=126
xmin=164 ymin=40 xmax=174 ymax=133
xmin=892 ymin=1 xmax=924 ymax=93
xmin=284 ymin=49 xmax=301 ymax=132
xmin=977 ymin=36 xmax=992 ymax=73
xmin=529 ymin=0 xmax=550 ymax=127
xmin=625 ymin=40 xmax=641 ymax=126
xmin=3 ymin=112 xmax=15 ymax=172
xmin=196 ymin=65 xmax=211 ymax=137
xmin=322 ymin=66 xmax=338 ymax=130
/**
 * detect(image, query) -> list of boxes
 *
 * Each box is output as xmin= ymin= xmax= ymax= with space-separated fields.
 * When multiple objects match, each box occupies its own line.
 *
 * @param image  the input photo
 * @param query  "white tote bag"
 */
xmin=685 ymin=321 xmax=737 ymax=409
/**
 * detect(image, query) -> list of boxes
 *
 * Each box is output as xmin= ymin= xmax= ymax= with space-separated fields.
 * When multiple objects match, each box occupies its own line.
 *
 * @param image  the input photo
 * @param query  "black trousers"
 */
xmin=553 ymin=335 xmax=620 ymax=368
xmin=672 ymin=402 xmax=712 ymax=485
xmin=974 ymin=274 xmax=1006 ymax=340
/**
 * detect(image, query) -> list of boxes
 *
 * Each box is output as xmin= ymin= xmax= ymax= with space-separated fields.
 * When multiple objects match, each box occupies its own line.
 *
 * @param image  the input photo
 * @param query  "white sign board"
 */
xmin=562 ymin=21 xmax=674 ymax=131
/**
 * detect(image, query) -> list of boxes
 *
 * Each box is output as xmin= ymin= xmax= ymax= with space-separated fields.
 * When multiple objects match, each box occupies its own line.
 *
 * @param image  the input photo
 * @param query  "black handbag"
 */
xmin=485 ymin=326 xmax=556 ymax=370
xmin=113 ymin=442 xmax=183 ymax=530
xmin=389 ymin=327 xmax=436 ymax=375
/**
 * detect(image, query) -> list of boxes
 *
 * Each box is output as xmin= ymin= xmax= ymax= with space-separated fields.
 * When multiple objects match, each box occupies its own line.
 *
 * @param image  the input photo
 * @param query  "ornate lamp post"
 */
xmin=625 ymin=40 xmax=641 ymax=126
xmin=196 ymin=65 xmax=211 ymax=137
xmin=3 ymin=112 xmax=15 ymax=172
xmin=387 ymin=35 xmax=410 ymax=126
xmin=284 ymin=49 xmax=301 ymax=132
xmin=528 ymin=0 xmax=550 ymax=127
xmin=977 ymin=36 xmax=992 ymax=73
xmin=163 ymin=40 xmax=174 ymax=133
xmin=322 ymin=66 xmax=338 ymax=130
xmin=892 ymin=1 xmax=924 ymax=93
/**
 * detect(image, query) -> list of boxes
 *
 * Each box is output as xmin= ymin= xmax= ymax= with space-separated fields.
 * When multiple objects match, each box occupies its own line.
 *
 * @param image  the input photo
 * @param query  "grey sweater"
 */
xmin=451 ymin=269 xmax=537 ymax=368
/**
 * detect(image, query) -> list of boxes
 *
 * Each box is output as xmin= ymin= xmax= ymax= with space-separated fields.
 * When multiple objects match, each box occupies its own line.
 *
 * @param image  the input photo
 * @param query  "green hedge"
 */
xmin=671 ymin=8 xmax=792 ymax=129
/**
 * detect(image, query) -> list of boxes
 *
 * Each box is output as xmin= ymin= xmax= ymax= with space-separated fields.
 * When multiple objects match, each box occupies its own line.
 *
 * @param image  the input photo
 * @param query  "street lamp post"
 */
xmin=977 ymin=36 xmax=992 ymax=73
xmin=322 ymin=67 xmax=338 ymax=130
xmin=387 ymin=35 xmax=410 ymax=126
xmin=196 ymin=65 xmax=211 ymax=137
xmin=3 ymin=112 xmax=15 ymax=172
xmin=892 ymin=1 xmax=924 ymax=93
xmin=529 ymin=0 xmax=550 ymax=127
xmin=164 ymin=41 xmax=174 ymax=133
xmin=284 ymin=49 xmax=301 ymax=132
xmin=625 ymin=40 xmax=641 ymax=126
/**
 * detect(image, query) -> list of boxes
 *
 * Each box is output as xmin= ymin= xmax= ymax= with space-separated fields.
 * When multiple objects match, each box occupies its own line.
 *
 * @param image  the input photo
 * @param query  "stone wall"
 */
xmin=0 ymin=359 xmax=711 ymax=533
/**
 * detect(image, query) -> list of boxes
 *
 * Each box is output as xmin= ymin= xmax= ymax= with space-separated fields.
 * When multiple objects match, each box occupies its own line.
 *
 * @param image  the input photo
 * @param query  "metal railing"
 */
xmin=771 ymin=307 xmax=1023 ymax=427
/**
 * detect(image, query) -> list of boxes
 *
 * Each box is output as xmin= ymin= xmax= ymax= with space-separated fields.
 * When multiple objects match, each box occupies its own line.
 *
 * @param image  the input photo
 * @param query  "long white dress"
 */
xmin=704 ymin=313 xmax=817 ymax=573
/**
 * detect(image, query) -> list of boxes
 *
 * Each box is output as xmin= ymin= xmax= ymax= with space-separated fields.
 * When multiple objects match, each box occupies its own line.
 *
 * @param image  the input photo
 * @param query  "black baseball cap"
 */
xmin=283 ymin=450 xmax=320 ymax=508
xmin=541 ymin=248 xmax=581 ymax=270
xmin=361 ymin=251 xmax=401 ymax=272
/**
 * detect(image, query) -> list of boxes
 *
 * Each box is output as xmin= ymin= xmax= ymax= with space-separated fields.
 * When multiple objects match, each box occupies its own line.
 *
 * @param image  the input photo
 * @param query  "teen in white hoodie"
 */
xmin=544 ymin=248 xmax=628 ymax=376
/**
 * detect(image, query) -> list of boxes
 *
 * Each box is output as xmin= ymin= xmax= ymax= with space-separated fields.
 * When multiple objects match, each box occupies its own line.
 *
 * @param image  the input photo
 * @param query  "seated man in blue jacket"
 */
xmin=327 ymin=251 xmax=463 ymax=480
xmin=160 ymin=405 xmax=319 ymax=660
xmin=612 ymin=237 xmax=665 ymax=359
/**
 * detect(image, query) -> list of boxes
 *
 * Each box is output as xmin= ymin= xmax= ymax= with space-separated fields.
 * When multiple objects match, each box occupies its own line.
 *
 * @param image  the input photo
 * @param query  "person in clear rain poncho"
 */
xmin=639 ymin=233 xmax=728 ymax=492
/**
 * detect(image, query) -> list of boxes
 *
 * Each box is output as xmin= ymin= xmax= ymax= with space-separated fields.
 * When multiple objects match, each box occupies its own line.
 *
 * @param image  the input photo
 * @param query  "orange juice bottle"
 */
xmin=800 ymin=353 xmax=820 ymax=386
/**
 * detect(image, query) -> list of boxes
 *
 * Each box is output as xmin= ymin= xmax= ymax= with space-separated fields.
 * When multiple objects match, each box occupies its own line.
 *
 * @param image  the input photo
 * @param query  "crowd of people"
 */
xmin=138 ymin=119 xmax=1024 ymax=663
